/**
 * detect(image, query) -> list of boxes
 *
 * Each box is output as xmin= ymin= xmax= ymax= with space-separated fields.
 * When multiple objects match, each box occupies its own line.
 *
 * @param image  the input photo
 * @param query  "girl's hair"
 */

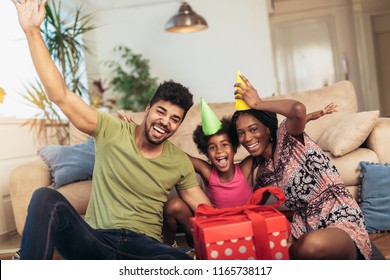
xmin=230 ymin=109 xmax=278 ymax=151
xmin=193 ymin=117 xmax=238 ymax=155
xmin=149 ymin=80 xmax=193 ymax=120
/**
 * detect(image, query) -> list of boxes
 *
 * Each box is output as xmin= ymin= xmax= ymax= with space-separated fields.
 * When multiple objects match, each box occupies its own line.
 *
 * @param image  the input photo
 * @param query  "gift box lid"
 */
xmin=193 ymin=210 xmax=288 ymax=244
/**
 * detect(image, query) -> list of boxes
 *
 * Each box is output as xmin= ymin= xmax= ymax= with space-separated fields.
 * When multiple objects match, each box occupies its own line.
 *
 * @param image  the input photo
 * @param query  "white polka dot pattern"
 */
xmin=225 ymin=248 xmax=233 ymax=256
xmin=210 ymin=250 xmax=219 ymax=258
xmin=203 ymin=233 xmax=289 ymax=260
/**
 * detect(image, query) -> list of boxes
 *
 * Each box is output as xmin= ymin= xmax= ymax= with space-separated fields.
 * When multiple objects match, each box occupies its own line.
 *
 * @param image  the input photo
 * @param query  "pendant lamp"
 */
xmin=165 ymin=2 xmax=208 ymax=33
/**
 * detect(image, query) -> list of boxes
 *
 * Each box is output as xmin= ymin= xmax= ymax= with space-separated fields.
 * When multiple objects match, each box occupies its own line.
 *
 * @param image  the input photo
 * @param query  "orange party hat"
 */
xmin=235 ymin=70 xmax=251 ymax=111
xmin=200 ymin=97 xmax=222 ymax=136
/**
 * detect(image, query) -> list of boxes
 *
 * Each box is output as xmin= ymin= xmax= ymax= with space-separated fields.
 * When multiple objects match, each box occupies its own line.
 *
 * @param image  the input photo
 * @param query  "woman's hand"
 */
xmin=234 ymin=74 xmax=262 ymax=109
xmin=322 ymin=102 xmax=338 ymax=116
xmin=306 ymin=102 xmax=338 ymax=123
xmin=116 ymin=111 xmax=134 ymax=123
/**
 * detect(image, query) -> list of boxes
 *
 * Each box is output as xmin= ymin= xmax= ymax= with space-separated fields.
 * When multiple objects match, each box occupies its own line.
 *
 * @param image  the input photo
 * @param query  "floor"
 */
xmin=1 ymin=233 xmax=389 ymax=260
xmin=0 ymin=233 xmax=21 ymax=260
xmin=369 ymin=233 xmax=390 ymax=260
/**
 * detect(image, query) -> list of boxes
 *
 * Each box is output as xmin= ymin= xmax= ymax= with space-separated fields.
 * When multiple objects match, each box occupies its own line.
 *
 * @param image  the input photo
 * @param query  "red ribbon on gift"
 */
xmin=193 ymin=186 xmax=290 ymax=260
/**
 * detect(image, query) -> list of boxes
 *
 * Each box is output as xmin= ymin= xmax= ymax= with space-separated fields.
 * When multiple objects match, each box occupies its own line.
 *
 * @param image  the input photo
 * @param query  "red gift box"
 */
xmin=190 ymin=186 xmax=291 ymax=260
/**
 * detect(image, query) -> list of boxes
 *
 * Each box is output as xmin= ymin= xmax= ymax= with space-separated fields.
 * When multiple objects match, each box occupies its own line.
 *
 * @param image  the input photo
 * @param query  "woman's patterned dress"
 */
xmin=255 ymin=120 xmax=372 ymax=259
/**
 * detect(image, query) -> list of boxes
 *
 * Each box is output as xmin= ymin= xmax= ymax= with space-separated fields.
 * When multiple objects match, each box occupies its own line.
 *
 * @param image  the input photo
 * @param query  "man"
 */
xmin=13 ymin=0 xmax=211 ymax=259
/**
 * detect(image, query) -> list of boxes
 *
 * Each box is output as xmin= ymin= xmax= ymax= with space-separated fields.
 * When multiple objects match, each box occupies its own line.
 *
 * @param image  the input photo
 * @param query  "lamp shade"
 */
xmin=165 ymin=2 xmax=208 ymax=33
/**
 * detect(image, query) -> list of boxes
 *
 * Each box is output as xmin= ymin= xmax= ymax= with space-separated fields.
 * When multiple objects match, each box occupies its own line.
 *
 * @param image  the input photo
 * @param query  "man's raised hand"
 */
xmin=12 ymin=0 xmax=48 ymax=33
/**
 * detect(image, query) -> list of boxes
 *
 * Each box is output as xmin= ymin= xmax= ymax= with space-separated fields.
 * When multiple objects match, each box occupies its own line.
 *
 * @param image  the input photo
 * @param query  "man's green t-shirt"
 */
xmin=84 ymin=110 xmax=198 ymax=241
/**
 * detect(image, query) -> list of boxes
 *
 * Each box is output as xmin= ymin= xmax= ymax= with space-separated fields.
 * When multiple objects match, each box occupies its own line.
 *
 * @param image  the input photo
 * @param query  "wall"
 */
xmin=80 ymin=0 xmax=276 ymax=105
xmin=77 ymin=0 xmax=390 ymax=112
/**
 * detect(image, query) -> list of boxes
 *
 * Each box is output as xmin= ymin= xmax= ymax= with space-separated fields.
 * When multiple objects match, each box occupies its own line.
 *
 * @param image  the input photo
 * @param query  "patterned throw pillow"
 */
xmin=359 ymin=161 xmax=390 ymax=233
xmin=38 ymin=138 xmax=95 ymax=188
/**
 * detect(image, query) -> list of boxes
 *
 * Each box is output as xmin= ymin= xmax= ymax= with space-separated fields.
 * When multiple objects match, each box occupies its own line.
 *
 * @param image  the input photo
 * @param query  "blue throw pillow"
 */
xmin=38 ymin=138 xmax=95 ymax=188
xmin=358 ymin=161 xmax=390 ymax=233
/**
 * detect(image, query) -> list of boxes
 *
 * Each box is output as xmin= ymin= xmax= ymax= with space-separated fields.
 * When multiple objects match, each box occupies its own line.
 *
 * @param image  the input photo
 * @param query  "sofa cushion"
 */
xmin=325 ymin=148 xmax=379 ymax=187
xmin=366 ymin=118 xmax=390 ymax=163
xmin=57 ymin=180 xmax=92 ymax=214
xmin=317 ymin=110 xmax=379 ymax=157
xmin=359 ymin=161 xmax=390 ymax=233
xmin=38 ymin=139 xmax=95 ymax=188
xmin=266 ymin=80 xmax=358 ymax=142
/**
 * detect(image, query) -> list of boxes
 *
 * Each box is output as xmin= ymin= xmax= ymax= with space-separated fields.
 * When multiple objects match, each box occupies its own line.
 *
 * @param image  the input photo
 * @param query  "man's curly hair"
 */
xmin=193 ymin=116 xmax=238 ymax=155
xmin=149 ymin=80 xmax=193 ymax=120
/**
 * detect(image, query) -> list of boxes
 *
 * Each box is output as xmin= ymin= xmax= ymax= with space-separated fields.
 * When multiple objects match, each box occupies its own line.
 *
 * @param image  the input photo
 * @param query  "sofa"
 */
xmin=9 ymin=81 xmax=390 ymax=253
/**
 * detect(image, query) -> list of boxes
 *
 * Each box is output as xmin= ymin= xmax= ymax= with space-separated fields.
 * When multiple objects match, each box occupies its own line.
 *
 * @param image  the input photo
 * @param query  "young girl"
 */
xmin=231 ymin=74 xmax=372 ymax=259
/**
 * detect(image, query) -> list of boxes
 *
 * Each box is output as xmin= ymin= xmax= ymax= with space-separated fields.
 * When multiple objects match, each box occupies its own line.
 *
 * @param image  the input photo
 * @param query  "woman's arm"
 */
xmin=238 ymin=155 xmax=254 ymax=187
xmin=235 ymin=75 xmax=307 ymax=136
xmin=306 ymin=102 xmax=338 ymax=123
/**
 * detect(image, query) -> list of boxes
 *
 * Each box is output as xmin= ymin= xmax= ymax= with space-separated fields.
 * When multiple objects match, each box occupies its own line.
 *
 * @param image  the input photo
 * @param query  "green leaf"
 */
xmin=105 ymin=45 xmax=158 ymax=111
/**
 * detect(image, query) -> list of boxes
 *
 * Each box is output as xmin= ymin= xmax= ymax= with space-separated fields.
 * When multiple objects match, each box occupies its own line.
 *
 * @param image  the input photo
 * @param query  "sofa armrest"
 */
xmin=9 ymin=159 xmax=52 ymax=235
xmin=9 ymin=159 xmax=93 ymax=236
xmin=366 ymin=117 xmax=390 ymax=163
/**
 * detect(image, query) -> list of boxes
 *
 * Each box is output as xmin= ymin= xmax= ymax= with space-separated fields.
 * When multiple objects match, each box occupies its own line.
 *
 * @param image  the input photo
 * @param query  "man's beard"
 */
xmin=144 ymin=121 xmax=169 ymax=145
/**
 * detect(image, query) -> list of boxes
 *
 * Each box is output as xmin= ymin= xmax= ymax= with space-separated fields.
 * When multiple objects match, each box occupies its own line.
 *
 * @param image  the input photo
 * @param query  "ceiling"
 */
xmin=84 ymin=0 xmax=178 ymax=10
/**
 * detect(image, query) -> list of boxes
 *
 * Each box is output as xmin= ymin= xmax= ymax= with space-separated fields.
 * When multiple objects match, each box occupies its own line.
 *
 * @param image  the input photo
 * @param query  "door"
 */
xmin=271 ymin=17 xmax=340 ymax=94
xmin=373 ymin=12 xmax=390 ymax=116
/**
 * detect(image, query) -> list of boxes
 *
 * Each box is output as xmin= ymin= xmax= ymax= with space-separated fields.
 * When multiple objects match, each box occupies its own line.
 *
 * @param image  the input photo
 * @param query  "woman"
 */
xmin=231 ymin=75 xmax=372 ymax=259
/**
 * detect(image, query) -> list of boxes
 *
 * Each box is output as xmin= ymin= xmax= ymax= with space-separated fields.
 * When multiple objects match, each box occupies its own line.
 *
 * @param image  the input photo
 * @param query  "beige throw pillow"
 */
xmin=317 ymin=110 xmax=379 ymax=157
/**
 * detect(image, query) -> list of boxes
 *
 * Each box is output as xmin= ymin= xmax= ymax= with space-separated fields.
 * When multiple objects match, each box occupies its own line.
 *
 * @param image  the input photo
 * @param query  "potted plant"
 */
xmin=21 ymin=81 xmax=68 ymax=145
xmin=105 ymin=45 xmax=158 ymax=112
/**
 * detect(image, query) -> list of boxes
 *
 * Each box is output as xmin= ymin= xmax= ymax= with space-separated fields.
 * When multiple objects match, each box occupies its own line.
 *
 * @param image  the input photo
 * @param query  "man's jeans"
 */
xmin=20 ymin=188 xmax=191 ymax=260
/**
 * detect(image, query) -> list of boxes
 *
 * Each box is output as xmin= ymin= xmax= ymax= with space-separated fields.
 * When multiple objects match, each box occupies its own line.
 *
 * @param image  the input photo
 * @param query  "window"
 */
xmin=0 ymin=1 xmax=42 ymax=118
xmin=0 ymin=1 xmax=89 ymax=119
